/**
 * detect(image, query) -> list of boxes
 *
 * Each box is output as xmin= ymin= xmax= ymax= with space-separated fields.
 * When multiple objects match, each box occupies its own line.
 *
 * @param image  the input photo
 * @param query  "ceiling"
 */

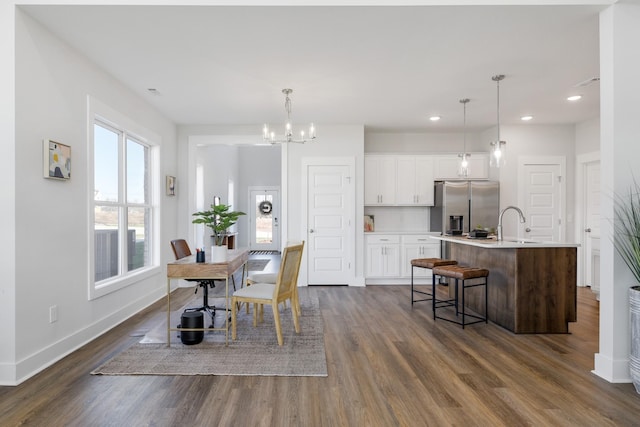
xmin=21 ymin=4 xmax=603 ymax=134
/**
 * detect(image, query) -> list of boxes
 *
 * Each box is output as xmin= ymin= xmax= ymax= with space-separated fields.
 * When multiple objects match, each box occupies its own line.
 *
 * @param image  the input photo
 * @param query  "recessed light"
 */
xmin=429 ymin=116 xmax=441 ymax=122
xmin=521 ymin=115 xmax=533 ymax=121
xmin=567 ymin=95 xmax=582 ymax=102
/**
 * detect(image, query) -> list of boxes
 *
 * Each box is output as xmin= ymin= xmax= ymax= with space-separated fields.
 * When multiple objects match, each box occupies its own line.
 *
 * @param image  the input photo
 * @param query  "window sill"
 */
xmin=89 ymin=265 xmax=161 ymax=300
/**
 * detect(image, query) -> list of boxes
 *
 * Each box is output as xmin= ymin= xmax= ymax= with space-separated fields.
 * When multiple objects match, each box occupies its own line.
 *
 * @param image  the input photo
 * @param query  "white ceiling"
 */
xmin=21 ymin=4 xmax=603 ymax=133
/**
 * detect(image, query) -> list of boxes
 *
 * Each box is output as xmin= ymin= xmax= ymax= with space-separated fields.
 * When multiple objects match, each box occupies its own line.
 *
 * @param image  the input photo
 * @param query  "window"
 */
xmin=89 ymin=98 xmax=158 ymax=299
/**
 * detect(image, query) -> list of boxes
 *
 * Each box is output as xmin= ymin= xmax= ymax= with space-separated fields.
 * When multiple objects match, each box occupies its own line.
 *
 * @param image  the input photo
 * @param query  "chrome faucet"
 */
xmin=497 ymin=206 xmax=526 ymax=241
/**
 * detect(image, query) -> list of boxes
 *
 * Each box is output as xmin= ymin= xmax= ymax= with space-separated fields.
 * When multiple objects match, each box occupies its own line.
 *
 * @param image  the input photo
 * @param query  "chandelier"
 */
xmin=262 ymin=88 xmax=316 ymax=144
xmin=458 ymin=98 xmax=470 ymax=178
xmin=490 ymin=74 xmax=506 ymax=168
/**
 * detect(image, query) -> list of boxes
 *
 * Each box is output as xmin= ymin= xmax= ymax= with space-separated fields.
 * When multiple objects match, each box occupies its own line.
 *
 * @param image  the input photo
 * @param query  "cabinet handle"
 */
xmin=380 ymin=238 xmax=389 ymax=241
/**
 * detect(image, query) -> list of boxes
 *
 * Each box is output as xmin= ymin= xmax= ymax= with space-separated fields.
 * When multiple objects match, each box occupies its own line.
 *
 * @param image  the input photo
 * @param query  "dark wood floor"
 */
xmin=1 ymin=284 xmax=639 ymax=426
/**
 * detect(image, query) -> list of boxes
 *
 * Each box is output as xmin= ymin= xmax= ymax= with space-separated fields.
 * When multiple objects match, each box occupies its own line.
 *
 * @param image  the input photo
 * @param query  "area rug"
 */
xmin=246 ymin=258 xmax=270 ymax=271
xmin=91 ymin=288 xmax=327 ymax=377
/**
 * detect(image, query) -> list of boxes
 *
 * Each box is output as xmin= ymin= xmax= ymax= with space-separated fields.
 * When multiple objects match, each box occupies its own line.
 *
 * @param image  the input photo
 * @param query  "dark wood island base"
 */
xmin=433 ymin=236 xmax=578 ymax=334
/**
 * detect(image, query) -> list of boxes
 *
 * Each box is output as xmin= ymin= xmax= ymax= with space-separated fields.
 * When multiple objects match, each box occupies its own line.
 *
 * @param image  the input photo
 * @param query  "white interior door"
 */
xmin=584 ymin=161 xmax=601 ymax=293
xmin=307 ymin=164 xmax=352 ymax=285
xmin=519 ymin=159 xmax=564 ymax=241
xmin=249 ymin=188 xmax=279 ymax=251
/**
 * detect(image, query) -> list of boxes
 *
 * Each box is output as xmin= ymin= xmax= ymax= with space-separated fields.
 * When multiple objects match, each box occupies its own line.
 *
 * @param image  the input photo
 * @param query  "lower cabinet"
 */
xmin=365 ymin=235 xmax=400 ymax=277
xmin=400 ymin=235 xmax=440 ymax=278
xmin=365 ymin=234 xmax=440 ymax=279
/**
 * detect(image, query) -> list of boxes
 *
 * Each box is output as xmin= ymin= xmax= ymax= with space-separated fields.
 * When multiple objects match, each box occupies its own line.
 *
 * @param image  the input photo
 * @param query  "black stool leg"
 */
xmin=432 ymin=272 xmax=436 ymax=319
xmin=485 ymin=276 xmax=489 ymax=323
xmin=411 ymin=265 xmax=415 ymax=305
xmin=461 ymin=278 xmax=465 ymax=329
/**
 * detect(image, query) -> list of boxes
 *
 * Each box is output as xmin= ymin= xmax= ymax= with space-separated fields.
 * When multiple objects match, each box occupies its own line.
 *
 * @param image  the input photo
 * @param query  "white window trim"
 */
xmin=87 ymin=96 xmax=161 ymax=300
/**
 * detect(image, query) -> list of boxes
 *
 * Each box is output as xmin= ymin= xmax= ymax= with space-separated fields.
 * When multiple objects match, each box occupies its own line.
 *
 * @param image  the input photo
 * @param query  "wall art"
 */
xmin=43 ymin=139 xmax=71 ymax=180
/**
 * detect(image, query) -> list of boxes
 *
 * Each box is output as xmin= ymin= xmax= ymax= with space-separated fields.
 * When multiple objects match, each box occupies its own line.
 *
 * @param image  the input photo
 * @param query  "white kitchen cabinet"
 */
xmin=400 ymin=235 xmax=440 ymax=278
xmin=396 ymin=156 xmax=435 ymax=205
xmin=365 ymin=155 xmax=396 ymax=205
xmin=365 ymin=234 xmax=441 ymax=279
xmin=366 ymin=154 xmax=434 ymax=206
xmin=365 ymin=234 xmax=400 ymax=277
xmin=433 ymin=153 xmax=489 ymax=180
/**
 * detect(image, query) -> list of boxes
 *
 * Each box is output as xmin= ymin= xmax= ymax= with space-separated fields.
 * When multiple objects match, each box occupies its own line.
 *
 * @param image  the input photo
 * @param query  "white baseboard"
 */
xmin=1 ymin=286 xmax=165 ymax=386
xmin=593 ymin=352 xmax=632 ymax=383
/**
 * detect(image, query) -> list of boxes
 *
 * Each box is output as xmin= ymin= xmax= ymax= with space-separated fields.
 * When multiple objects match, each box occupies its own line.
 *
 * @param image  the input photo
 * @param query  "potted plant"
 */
xmin=612 ymin=176 xmax=640 ymax=394
xmin=192 ymin=203 xmax=245 ymax=262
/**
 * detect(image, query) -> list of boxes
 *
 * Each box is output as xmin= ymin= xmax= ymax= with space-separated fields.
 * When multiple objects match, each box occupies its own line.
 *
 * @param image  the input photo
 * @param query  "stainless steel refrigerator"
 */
xmin=430 ymin=181 xmax=500 ymax=234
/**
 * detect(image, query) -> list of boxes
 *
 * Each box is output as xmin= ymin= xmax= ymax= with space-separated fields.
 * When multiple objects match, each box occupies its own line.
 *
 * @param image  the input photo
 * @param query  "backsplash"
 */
xmin=364 ymin=206 xmax=430 ymax=232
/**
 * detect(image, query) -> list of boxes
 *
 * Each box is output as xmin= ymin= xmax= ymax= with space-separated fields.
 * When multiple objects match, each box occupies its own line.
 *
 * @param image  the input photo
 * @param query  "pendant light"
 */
xmin=490 ymin=74 xmax=506 ymax=168
xmin=458 ymin=98 xmax=470 ymax=177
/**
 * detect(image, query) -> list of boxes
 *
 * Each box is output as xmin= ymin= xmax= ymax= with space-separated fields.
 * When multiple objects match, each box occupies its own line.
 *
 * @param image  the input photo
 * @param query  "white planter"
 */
xmin=630 ymin=285 xmax=640 ymax=394
xmin=210 ymin=245 xmax=228 ymax=263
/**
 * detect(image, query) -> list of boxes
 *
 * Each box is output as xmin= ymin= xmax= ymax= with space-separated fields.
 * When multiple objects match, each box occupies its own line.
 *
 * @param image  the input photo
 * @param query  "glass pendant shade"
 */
xmin=490 ymin=140 xmax=506 ymax=168
xmin=458 ymin=98 xmax=470 ymax=177
xmin=458 ymin=153 xmax=470 ymax=177
xmin=490 ymin=75 xmax=506 ymax=168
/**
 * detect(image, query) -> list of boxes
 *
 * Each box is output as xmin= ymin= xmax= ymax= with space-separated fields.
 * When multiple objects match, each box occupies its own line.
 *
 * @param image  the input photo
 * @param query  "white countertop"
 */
xmin=364 ymin=231 xmax=442 ymax=235
xmin=430 ymin=234 xmax=580 ymax=248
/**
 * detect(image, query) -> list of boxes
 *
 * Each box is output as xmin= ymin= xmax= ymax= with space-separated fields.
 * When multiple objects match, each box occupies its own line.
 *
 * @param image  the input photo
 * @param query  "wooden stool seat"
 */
xmin=431 ymin=265 xmax=489 ymax=280
xmin=411 ymin=258 xmax=458 ymax=269
xmin=411 ymin=258 xmax=458 ymax=305
xmin=431 ymin=265 xmax=489 ymax=328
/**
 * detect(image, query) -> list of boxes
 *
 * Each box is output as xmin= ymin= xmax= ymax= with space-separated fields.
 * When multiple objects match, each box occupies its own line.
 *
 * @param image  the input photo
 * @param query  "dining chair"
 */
xmin=244 ymin=241 xmax=305 ymax=316
xmin=232 ymin=241 xmax=304 ymax=345
xmin=170 ymin=239 xmax=219 ymax=327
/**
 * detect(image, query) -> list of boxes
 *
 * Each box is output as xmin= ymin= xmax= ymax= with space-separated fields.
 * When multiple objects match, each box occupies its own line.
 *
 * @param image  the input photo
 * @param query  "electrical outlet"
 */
xmin=49 ymin=305 xmax=58 ymax=323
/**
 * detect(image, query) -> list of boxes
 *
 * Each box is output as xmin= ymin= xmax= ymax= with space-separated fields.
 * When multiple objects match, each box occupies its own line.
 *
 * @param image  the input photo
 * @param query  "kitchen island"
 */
xmin=431 ymin=235 xmax=579 ymax=334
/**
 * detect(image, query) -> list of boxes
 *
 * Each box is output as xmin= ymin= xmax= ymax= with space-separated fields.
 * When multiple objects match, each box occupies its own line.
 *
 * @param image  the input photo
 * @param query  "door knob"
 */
xmin=585 ymin=228 xmax=592 ymax=232
xmin=525 ymin=227 xmax=531 ymax=232
xmin=309 ymin=229 xmax=315 ymax=233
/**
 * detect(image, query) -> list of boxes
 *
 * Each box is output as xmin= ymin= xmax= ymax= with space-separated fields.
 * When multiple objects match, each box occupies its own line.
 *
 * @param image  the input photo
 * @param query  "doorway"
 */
xmin=518 ymin=156 xmax=566 ymax=241
xmin=303 ymin=159 xmax=355 ymax=285
xmin=248 ymin=187 xmax=280 ymax=252
xmin=577 ymin=152 xmax=601 ymax=295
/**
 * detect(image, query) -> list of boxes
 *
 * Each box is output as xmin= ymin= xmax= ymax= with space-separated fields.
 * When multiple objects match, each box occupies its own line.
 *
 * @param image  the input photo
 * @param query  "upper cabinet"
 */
xmin=365 ymin=155 xmax=434 ymax=206
xmin=396 ymin=156 xmax=434 ymax=205
xmin=433 ymin=153 xmax=489 ymax=180
xmin=365 ymin=155 xmax=397 ymax=205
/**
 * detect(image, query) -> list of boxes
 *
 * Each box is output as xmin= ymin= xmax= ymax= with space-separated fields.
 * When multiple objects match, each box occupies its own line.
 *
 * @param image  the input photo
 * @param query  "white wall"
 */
xmin=365 ymin=131 xmax=485 ymax=154
xmin=178 ymin=125 xmax=365 ymax=284
xmin=237 ymin=145 xmax=281 ymax=247
xmin=576 ymin=117 xmax=600 ymax=155
xmin=367 ymin=126 xmax=578 ymax=241
xmin=286 ymin=125 xmax=365 ymax=284
xmin=0 ymin=2 xmax=17 ymax=383
xmin=3 ymin=10 xmax=177 ymax=385
xmin=595 ymin=2 xmax=640 ymax=384
xmin=191 ymin=143 xmax=280 ymax=249
xmin=482 ymin=124 xmax=577 ymax=241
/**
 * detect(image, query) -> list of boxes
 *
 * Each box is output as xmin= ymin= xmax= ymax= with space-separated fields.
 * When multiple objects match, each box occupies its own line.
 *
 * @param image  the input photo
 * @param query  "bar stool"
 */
xmin=410 ymin=258 xmax=458 ymax=305
xmin=431 ymin=265 xmax=489 ymax=328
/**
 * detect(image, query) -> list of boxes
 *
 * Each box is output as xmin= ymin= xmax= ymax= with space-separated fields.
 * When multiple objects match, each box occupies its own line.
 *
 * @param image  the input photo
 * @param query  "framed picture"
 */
xmin=43 ymin=139 xmax=71 ymax=180
xmin=166 ymin=175 xmax=176 ymax=196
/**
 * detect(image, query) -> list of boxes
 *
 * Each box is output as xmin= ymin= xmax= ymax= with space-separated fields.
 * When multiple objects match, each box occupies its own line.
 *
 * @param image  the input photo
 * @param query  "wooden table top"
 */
xmin=167 ymin=247 xmax=249 ymax=279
